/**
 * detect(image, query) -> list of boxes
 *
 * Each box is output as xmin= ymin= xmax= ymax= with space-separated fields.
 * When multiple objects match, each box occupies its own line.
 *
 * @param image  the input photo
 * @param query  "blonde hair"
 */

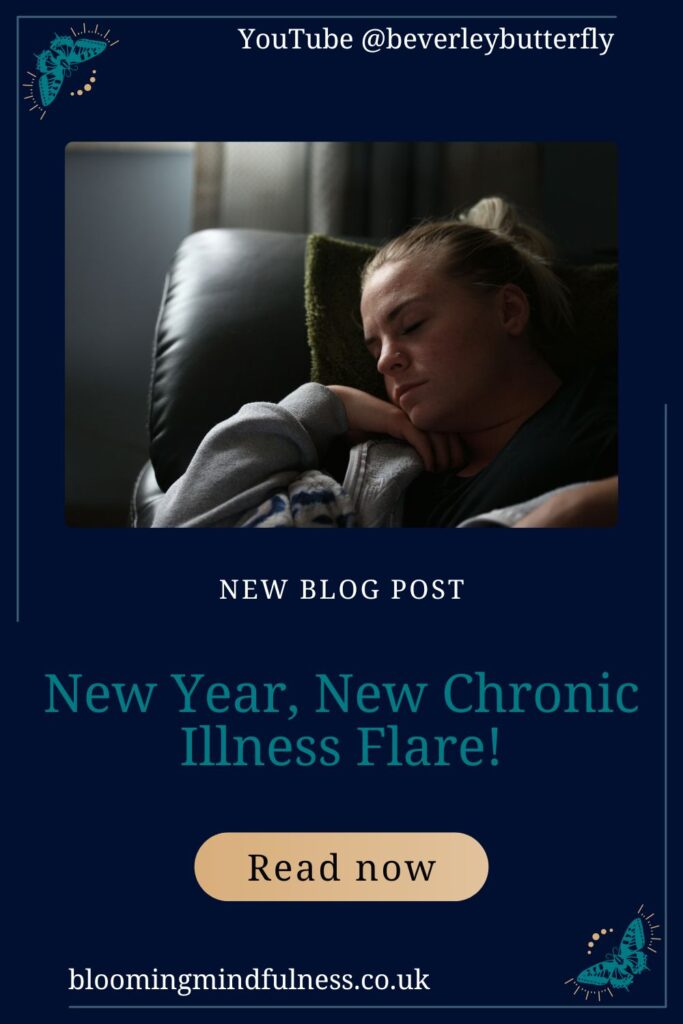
xmin=362 ymin=196 xmax=572 ymax=337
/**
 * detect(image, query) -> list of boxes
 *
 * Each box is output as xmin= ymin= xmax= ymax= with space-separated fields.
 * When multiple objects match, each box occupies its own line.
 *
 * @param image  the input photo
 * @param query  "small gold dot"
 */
xmin=592 ymin=933 xmax=600 ymax=941
xmin=84 ymin=84 xmax=92 ymax=91
xmin=601 ymin=929 xmax=607 ymax=935
xmin=89 ymin=77 xmax=96 ymax=83
xmin=588 ymin=942 xmax=594 ymax=948
xmin=77 ymin=89 xmax=83 ymax=96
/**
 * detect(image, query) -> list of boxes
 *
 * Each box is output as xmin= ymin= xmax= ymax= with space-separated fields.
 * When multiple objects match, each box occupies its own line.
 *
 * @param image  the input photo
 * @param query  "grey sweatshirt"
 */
xmin=152 ymin=383 xmax=421 ymax=528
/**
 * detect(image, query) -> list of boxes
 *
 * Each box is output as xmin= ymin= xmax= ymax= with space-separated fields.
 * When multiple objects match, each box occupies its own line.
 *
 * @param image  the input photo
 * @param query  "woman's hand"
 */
xmin=513 ymin=477 xmax=619 ymax=528
xmin=328 ymin=385 xmax=465 ymax=473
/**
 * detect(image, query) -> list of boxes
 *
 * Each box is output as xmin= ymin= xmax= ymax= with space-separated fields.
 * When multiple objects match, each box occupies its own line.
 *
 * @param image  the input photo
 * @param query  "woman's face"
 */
xmin=360 ymin=258 xmax=527 ymax=433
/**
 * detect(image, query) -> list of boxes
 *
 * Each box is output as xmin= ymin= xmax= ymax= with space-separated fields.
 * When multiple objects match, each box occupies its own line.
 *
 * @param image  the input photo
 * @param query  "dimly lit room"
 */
xmin=65 ymin=141 xmax=617 ymax=528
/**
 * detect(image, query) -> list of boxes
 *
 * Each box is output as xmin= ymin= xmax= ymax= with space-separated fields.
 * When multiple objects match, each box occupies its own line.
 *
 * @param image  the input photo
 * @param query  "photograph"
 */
xmin=66 ymin=140 xmax=617 ymax=528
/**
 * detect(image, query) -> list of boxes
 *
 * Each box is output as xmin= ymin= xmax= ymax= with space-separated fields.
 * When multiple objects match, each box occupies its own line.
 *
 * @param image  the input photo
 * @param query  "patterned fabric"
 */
xmin=239 ymin=470 xmax=355 ymax=528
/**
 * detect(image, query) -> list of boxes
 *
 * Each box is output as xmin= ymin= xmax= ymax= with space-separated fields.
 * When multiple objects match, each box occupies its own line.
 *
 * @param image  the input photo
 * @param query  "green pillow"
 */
xmin=304 ymin=234 xmax=617 ymax=387
xmin=305 ymin=235 xmax=384 ymax=397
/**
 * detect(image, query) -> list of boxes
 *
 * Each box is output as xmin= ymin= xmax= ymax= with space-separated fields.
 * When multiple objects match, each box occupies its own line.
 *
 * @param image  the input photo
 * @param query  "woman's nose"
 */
xmin=377 ymin=342 xmax=408 ymax=375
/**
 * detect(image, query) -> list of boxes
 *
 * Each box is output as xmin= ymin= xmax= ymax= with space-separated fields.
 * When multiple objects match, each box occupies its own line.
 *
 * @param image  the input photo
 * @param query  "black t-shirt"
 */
xmin=403 ymin=360 xmax=617 ymax=527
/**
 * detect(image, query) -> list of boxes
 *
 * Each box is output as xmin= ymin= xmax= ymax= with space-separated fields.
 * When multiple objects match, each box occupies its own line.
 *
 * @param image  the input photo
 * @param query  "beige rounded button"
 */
xmin=195 ymin=832 xmax=488 ymax=901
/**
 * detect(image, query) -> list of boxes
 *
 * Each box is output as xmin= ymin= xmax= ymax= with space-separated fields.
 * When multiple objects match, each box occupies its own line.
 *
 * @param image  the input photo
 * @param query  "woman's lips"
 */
xmin=395 ymin=381 xmax=427 ymax=405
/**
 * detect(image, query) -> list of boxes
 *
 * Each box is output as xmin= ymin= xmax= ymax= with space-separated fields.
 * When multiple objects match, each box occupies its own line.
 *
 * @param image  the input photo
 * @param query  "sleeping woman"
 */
xmin=151 ymin=197 xmax=617 ymax=528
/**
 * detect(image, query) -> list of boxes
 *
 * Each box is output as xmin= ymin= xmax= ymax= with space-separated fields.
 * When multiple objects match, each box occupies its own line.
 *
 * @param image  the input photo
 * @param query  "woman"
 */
xmin=151 ymin=198 xmax=617 ymax=528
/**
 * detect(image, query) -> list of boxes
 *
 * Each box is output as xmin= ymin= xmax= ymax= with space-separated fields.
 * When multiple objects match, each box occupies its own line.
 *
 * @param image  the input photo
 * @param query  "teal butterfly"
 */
xmin=35 ymin=35 xmax=107 ymax=108
xmin=577 ymin=917 xmax=648 ymax=990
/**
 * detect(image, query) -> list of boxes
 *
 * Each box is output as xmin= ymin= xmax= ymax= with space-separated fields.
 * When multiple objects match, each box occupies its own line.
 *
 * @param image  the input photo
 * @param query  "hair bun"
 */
xmin=460 ymin=196 xmax=556 ymax=260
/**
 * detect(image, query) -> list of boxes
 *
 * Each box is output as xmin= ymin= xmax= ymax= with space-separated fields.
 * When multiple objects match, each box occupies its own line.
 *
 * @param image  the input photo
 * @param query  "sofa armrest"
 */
xmin=149 ymin=229 xmax=311 ymax=491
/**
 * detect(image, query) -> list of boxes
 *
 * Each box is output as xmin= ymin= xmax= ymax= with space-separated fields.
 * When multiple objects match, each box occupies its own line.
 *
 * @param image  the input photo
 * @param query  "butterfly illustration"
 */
xmin=35 ymin=35 xmax=107 ymax=108
xmin=577 ymin=917 xmax=648 ymax=990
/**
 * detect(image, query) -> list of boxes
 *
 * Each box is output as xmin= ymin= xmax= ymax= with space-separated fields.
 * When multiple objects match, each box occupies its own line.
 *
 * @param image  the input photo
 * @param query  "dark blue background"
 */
xmin=11 ymin=2 xmax=674 ymax=1021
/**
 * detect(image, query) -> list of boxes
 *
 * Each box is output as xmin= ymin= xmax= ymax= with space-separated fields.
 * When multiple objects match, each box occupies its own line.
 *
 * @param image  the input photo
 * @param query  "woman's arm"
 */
xmin=327 ymin=385 xmax=465 ymax=473
xmin=513 ymin=476 xmax=619 ymax=528
xmin=150 ymin=382 xmax=466 ymax=528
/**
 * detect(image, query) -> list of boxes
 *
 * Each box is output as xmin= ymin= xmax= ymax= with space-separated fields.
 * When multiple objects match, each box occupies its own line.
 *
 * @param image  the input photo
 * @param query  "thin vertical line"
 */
xmin=663 ymin=403 xmax=668 ymax=1005
xmin=15 ymin=16 xmax=20 ymax=625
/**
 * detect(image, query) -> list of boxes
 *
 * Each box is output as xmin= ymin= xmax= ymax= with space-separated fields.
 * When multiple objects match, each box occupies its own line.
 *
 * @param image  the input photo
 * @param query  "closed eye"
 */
xmin=402 ymin=320 xmax=425 ymax=335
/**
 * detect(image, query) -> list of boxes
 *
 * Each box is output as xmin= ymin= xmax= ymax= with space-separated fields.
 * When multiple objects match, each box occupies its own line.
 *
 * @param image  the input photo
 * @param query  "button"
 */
xmin=195 ymin=832 xmax=487 ymax=901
